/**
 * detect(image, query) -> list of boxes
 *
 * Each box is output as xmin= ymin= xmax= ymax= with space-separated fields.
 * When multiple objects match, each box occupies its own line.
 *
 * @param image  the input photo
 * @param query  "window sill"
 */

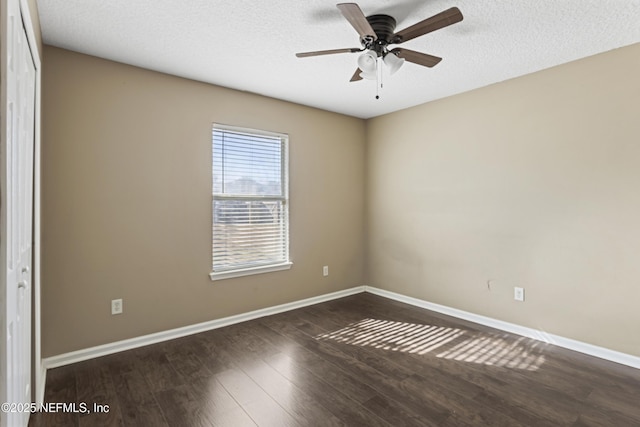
xmin=210 ymin=262 xmax=293 ymax=281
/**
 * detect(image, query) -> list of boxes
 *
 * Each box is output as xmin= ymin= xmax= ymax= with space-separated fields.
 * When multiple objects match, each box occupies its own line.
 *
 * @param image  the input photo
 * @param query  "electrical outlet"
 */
xmin=514 ymin=287 xmax=525 ymax=302
xmin=111 ymin=298 xmax=123 ymax=315
xmin=323 ymin=266 xmax=329 ymax=277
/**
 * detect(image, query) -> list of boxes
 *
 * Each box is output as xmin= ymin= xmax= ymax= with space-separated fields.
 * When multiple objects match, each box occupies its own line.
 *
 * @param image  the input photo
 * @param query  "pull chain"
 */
xmin=375 ymin=57 xmax=381 ymax=99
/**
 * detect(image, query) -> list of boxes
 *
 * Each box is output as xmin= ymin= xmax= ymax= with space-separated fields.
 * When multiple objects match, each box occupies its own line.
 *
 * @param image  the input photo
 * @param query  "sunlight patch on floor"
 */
xmin=315 ymin=318 xmax=545 ymax=371
xmin=436 ymin=335 xmax=545 ymax=371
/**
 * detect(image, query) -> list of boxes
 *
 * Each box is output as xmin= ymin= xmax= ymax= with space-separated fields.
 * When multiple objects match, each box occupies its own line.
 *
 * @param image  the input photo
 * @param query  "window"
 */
xmin=210 ymin=124 xmax=291 ymax=280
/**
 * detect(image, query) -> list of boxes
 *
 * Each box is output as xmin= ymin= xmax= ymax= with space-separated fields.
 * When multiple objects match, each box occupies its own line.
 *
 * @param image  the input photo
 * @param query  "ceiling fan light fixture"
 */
xmin=359 ymin=70 xmax=377 ymax=80
xmin=383 ymin=52 xmax=405 ymax=75
xmin=357 ymin=50 xmax=378 ymax=74
xmin=295 ymin=3 xmax=464 ymax=86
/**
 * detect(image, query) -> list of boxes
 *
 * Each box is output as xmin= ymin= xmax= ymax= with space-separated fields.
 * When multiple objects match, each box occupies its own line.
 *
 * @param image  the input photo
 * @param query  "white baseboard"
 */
xmin=365 ymin=286 xmax=640 ymax=370
xmin=42 ymin=284 xmax=640 ymax=376
xmin=42 ymin=286 xmax=365 ymax=370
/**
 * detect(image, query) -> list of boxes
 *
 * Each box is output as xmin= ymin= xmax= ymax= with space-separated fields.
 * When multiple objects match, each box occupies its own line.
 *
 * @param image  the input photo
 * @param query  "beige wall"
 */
xmin=41 ymin=46 xmax=366 ymax=357
xmin=43 ymin=41 xmax=640 ymax=359
xmin=366 ymin=43 xmax=640 ymax=356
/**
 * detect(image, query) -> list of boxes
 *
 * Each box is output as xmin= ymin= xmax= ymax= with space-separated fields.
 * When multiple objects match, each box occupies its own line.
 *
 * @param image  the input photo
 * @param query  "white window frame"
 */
xmin=210 ymin=124 xmax=291 ymax=281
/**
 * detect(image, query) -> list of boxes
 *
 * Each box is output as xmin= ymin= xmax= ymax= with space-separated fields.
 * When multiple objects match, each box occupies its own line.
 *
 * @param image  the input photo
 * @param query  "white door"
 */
xmin=2 ymin=0 xmax=36 ymax=425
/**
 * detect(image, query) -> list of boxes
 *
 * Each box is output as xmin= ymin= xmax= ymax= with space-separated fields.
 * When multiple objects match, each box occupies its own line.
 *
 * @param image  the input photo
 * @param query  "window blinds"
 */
xmin=212 ymin=126 xmax=289 ymax=273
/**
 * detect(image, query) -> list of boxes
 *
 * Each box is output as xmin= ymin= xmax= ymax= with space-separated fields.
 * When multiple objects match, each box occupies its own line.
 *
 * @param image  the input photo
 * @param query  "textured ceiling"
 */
xmin=37 ymin=0 xmax=640 ymax=119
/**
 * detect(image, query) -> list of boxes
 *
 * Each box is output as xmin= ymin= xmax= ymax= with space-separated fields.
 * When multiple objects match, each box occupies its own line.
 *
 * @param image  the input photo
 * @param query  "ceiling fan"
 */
xmin=296 ymin=3 xmax=464 ymax=82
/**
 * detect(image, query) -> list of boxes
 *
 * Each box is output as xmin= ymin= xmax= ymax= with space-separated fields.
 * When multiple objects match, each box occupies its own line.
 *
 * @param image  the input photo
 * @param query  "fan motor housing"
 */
xmin=362 ymin=14 xmax=397 ymax=54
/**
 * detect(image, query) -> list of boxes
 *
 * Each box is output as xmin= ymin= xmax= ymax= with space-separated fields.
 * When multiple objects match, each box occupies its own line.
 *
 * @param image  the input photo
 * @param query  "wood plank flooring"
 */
xmin=29 ymin=293 xmax=640 ymax=426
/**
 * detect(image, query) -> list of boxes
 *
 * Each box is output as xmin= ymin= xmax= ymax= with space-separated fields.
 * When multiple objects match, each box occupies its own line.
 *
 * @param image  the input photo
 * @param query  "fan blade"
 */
xmin=390 ymin=48 xmax=442 ymax=68
xmin=350 ymin=68 xmax=363 ymax=82
xmin=296 ymin=48 xmax=361 ymax=58
xmin=392 ymin=7 xmax=463 ymax=44
xmin=337 ymin=3 xmax=377 ymax=41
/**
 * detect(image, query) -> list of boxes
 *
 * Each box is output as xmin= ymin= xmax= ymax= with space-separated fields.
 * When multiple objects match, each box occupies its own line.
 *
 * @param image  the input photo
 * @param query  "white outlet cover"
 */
xmin=514 ymin=287 xmax=525 ymax=302
xmin=111 ymin=298 xmax=123 ymax=314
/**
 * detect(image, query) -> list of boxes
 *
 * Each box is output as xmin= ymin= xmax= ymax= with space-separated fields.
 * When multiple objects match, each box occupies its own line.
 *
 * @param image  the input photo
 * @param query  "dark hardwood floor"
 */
xmin=29 ymin=293 xmax=640 ymax=426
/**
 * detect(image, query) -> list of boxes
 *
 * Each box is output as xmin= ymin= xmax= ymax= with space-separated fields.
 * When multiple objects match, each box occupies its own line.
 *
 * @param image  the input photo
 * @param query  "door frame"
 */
xmin=0 ymin=0 xmax=42 ymax=408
